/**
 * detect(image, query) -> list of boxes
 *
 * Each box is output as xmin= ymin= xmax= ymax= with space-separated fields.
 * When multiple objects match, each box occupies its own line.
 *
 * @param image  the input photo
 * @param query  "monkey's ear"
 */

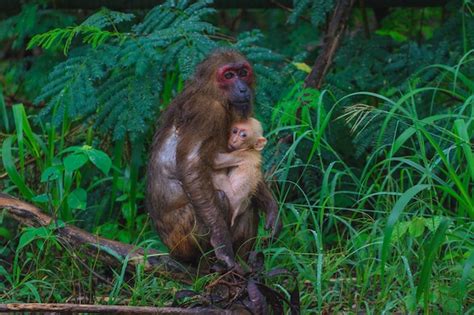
xmin=254 ymin=137 xmax=267 ymax=151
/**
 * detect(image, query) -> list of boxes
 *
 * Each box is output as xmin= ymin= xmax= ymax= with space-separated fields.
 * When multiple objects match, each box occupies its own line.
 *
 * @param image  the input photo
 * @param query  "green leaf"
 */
xmin=2 ymin=136 xmax=34 ymax=198
xmin=0 ymin=265 xmax=12 ymax=283
xmin=392 ymin=221 xmax=410 ymax=241
xmin=409 ymin=217 xmax=425 ymax=238
xmin=121 ymin=203 xmax=132 ymax=222
xmin=40 ymin=166 xmax=61 ymax=182
xmin=67 ymin=188 xmax=87 ymax=210
xmin=375 ymin=29 xmax=408 ymax=42
xmin=17 ymin=227 xmax=50 ymax=251
xmin=118 ymin=230 xmax=132 ymax=244
xmin=424 ymin=216 xmax=442 ymax=232
xmin=0 ymin=227 xmax=12 ymax=240
xmin=24 ymin=282 xmax=42 ymax=302
xmin=86 ymin=148 xmax=111 ymax=175
xmin=292 ymin=62 xmax=312 ymax=73
xmin=0 ymin=85 xmax=9 ymax=132
xmin=454 ymin=119 xmax=474 ymax=182
xmin=32 ymin=194 xmax=49 ymax=203
xmin=416 ymin=219 xmax=450 ymax=306
xmin=63 ymin=153 xmax=88 ymax=172
xmin=96 ymin=222 xmax=119 ymax=239
xmin=381 ymin=185 xmax=430 ymax=285
xmin=458 ymin=250 xmax=474 ymax=310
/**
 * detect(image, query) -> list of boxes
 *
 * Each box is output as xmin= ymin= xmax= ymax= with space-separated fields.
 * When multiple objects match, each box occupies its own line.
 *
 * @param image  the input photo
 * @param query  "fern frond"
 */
xmin=81 ymin=8 xmax=135 ymax=29
xmin=288 ymin=0 xmax=311 ymax=24
xmin=288 ymin=0 xmax=335 ymax=26
xmin=35 ymin=46 xmax=117 ymax=125
xmin=95 ymin=67 xmax=162 ymax=140
xmin=28 ymin=25 xmax=127 ymax=55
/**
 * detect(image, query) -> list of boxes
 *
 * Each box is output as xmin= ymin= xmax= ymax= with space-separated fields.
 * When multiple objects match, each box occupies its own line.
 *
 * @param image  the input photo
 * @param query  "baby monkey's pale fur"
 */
xmin=213 ymin=118 xmax=267 ymax=226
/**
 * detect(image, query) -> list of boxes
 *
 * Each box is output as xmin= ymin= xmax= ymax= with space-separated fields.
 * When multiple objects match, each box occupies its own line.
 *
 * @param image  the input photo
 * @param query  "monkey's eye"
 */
xmin=240 ymin=132 xmax=247 ymax=138
xmin=232 ymin=128 xmax=238 ymax=134
xmin=239 ymin=68 xmax=248 ymax=77
xmin=224 ymin=71 xmax=234 ymax=80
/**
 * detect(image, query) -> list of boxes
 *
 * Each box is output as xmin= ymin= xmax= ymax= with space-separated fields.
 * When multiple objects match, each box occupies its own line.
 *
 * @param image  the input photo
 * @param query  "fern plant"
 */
xmin=288 ymin=0 xmax=335 ymax=26
xmin=29 ymin=0 xmax=286 ymax=141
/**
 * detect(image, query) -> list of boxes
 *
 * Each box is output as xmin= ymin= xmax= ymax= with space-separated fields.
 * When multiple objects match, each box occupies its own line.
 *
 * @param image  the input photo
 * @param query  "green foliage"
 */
xmin=0 ymin=4 xmax=75 ymax=49
xmin=27 ymin=26 xmax=126 ymax=55
xmin=26 ymin=8 xmax=133 ymax=55
xmin=326 ymin=4 xmax=474 ymax=157
xmin=28 ymin=0 xmax=284 ymax=140
xmin=36 ymin=47 xmax=116 ymax=127
xmin=1 ymin=1 xmax=473 ymax=313
xmin=289 ymin=0 xmax=335 ymax=26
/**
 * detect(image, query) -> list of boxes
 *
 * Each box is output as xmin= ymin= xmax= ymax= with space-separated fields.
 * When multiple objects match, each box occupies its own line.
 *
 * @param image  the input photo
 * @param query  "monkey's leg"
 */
xmin=155 ymin=204 xmax=208 ymax=263
xmin=231 ymin=206 xmax=259 ymax=260
xmin=158 ymin=191 xmax=231 ymax=263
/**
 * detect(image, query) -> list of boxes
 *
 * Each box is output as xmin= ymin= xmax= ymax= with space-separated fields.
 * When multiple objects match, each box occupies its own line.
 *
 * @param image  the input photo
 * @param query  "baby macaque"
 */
xmin=213 ymin=118 xmax=267 ymax=227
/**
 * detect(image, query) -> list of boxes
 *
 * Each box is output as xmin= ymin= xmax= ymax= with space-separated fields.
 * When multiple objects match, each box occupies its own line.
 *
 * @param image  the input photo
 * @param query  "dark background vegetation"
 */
xmin=0 ymin=0 xmax=473 ymax=313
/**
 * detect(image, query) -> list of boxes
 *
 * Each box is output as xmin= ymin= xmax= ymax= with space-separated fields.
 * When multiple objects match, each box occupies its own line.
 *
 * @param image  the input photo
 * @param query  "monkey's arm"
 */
xmin=213 ymin=152 xmax=246 ymax=169
xmin=252 ymin=181 xmax=282 ymax=237
xmin=176 ymin=137 xmax=236 ymax=269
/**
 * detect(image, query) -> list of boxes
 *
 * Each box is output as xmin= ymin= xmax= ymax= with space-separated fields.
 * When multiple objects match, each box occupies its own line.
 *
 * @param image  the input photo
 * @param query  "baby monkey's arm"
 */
xmin=213 ymin=151 xmax=247 ymax=169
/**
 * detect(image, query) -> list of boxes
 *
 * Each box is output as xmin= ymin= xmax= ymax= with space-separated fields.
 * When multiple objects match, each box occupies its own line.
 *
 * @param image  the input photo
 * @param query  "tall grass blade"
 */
xmin=420 ymin=128 xmax=474 ymax=217
xmin=12 ymin=105 xmax=25 ymax=177
xmin=458 ymin=250 xmax=474 ymax=313
xmin=415 ymin=218 xmax=450 ymax=308
xmin=381 ymin=184 xmax=430 ymax=285
xmin=0 ymin=85 xmax=9 ymax=132
xmin=1 ymin=136 xmax=34 ymax=199
xmin=454 ymin=119 xmax=474 ymax=182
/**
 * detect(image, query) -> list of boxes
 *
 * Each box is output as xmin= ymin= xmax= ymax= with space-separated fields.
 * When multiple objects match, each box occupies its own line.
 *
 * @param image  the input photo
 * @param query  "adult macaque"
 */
xmin=213 ymin=118 xmax=267 ymax=227
xmin=146 ymin=50 xmax=281 ymax=269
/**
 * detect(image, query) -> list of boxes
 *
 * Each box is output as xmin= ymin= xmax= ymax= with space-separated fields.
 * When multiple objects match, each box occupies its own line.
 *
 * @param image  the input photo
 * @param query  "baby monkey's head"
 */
xmin=228 ymin=118 xmax=267 ymax=151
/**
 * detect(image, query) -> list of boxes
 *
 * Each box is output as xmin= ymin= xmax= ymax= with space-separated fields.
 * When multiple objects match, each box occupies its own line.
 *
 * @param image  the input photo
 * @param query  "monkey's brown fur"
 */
xmin=146 ymin=50 xmax=280 ymax=268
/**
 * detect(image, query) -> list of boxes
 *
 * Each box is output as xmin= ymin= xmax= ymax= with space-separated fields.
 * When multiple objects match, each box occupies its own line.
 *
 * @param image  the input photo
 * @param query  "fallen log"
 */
xmin=0 ymin=193 xmax=196 ymax=284
xmin=0 ymin=303 xmax=234 ymax=314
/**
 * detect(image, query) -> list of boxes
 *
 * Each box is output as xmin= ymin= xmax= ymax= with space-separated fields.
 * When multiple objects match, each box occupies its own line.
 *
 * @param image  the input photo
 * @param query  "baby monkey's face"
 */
xmin=228 ymin=118 xmax=267 ymax=151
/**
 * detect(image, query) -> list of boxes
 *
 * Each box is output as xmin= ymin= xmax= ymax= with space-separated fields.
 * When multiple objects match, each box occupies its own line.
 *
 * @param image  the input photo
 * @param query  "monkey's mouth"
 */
xmin=228 ymin=144 xmax=236 ymax=151
xmin=233 ymin=100 xmax=250 ymax=106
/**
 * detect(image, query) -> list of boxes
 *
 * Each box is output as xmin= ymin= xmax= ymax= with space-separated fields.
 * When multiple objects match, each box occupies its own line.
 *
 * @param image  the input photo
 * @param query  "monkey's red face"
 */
xmin=217 ymin=62 xmax=254 ymax=118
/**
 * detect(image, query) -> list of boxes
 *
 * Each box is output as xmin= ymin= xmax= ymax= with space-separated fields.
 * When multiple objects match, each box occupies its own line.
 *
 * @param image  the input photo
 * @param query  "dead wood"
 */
xmin=0 ymin=193 xmax=196 ymax=284
xmin=0 ymin=303 xmax=234 ymax=314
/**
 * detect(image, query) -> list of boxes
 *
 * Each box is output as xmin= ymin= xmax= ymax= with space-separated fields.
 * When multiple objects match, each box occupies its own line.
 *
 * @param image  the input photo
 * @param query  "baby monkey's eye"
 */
xmin=240 ymin=132 xmax=247 ymax=138
xmin=224 ymin=71 xmax=234 ymax=79
xmin=232 ymin=128 xmax=238 ymax=134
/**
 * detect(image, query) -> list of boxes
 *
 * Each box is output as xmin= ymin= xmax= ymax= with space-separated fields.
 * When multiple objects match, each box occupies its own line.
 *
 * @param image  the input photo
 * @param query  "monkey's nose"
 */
xmin=239 ymin=86 xmax=247 ymax=93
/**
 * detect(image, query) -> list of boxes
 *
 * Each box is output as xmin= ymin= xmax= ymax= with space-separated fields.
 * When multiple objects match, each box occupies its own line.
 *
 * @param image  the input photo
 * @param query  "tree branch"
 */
xmin=304 ymin=0 xmax=356 ymax=89
xmin=0 ymin=193 xmax=196 ymax=284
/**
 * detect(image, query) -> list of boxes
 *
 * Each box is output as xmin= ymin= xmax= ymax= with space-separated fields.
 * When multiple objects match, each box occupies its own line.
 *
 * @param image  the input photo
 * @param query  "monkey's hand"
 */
xmin=253 ymin=181 xmax=282 ymax=237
